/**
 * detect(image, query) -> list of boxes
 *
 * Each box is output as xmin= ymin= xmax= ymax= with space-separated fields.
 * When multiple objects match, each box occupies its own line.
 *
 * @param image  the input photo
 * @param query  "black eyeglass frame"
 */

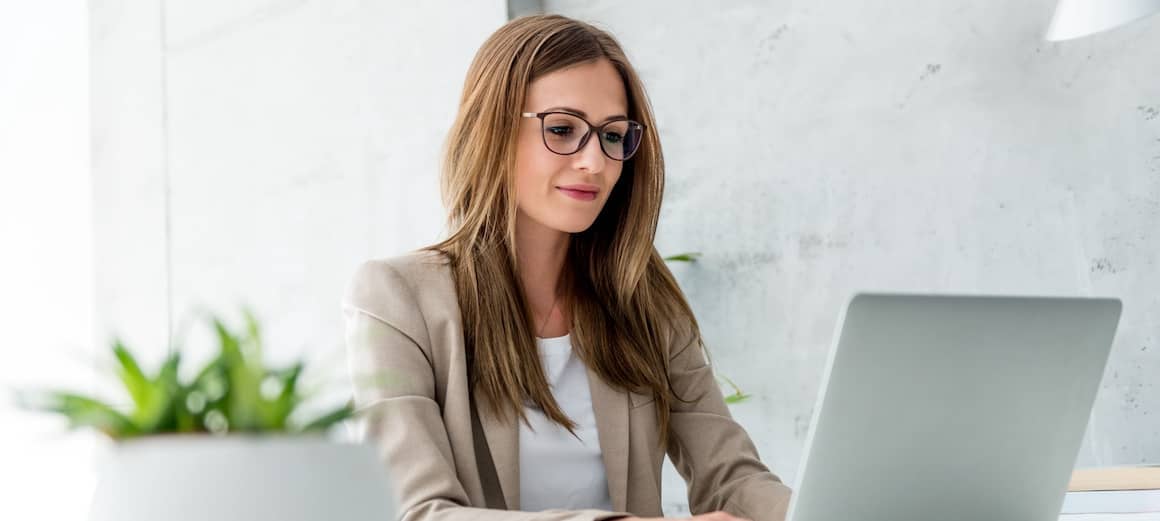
xmin=520 ymin=111 xmax=646 ymax=161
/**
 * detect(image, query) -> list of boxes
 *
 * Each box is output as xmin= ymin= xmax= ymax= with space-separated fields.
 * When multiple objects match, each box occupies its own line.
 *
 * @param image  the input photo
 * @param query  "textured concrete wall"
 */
xmin=93 ymin=0 xmax=505 ymax=368
xmin=545 ymin=0 xmax=1160 ymax=515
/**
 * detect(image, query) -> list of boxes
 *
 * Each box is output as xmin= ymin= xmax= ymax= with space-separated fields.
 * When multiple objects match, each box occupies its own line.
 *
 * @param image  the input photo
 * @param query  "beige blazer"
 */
xmin=342 ymin=250 xmax=793 ymax=521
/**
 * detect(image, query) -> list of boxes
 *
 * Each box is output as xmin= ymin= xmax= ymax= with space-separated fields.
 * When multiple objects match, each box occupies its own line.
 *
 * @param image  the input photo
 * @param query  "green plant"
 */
xmin=13 ymin=309 xmax=354 ymax=440
xmin=663 ymin=252 xmax=702 ymax=263
xmin=719 ymin=375 xmax=752 ymax=405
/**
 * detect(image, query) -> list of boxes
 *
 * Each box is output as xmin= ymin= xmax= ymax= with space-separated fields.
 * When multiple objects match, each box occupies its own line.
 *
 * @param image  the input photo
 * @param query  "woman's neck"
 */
xmin=515 ymin=209 xmax=571 ymax=336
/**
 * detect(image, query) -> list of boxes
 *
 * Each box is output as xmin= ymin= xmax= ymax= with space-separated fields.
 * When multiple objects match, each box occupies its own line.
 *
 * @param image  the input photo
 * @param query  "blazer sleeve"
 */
xmin=664 ymin=323 xmax=794 ymax=521
xmin=343 ymin=261 xmax=633 ymax=521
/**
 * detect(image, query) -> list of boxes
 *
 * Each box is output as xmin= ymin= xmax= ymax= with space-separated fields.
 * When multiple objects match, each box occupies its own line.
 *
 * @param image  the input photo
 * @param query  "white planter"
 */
xmin=88 ymin=435 xmax=394 ymax=521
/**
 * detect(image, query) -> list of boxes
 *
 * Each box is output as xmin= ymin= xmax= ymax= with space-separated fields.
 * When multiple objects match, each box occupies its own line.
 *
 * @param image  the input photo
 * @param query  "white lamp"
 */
xmin=1046 ymin=0 xmax=1160 ymax=41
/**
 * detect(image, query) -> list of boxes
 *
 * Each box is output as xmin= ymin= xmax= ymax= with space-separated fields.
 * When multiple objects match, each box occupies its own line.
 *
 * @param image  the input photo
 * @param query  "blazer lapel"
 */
xmin=475 ymin=386 xmax=521 ymax=510
xmin=587 ymin=365 xmax=630 ymax=512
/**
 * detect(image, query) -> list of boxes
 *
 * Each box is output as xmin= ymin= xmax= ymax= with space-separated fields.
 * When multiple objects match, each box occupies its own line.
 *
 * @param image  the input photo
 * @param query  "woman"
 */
xmin=343 ymin=14 xmax=792 ymax=521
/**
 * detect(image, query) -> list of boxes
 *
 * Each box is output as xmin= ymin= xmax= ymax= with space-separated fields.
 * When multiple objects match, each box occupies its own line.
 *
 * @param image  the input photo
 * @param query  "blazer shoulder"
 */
xmin=665 ymin=313 xmax=703 ymax=363
xmin=355 ymin=248 xmax=452 ymax=284
xmin=342 ymin=248 xmax=454 ymax=348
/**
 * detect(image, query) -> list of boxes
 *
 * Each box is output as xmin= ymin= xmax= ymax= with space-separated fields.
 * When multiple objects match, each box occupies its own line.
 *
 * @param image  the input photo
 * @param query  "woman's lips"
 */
xmin=557 ymin=187 xmax=597 ymax=201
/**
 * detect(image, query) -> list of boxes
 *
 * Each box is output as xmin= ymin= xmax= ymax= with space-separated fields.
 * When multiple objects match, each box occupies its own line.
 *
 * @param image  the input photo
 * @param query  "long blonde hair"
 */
xmin=425 ymin=14 xmax=702 ymax=449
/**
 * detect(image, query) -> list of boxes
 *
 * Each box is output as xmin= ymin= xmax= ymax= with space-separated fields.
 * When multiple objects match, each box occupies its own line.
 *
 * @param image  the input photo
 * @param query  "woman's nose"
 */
xmin=572 ymin=131 xmax=607 ymax=173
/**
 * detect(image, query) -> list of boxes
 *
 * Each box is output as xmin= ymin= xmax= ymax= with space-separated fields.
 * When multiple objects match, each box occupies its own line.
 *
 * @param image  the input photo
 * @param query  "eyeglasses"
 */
xmin=521 ymin=111 xmax=645 ymax=161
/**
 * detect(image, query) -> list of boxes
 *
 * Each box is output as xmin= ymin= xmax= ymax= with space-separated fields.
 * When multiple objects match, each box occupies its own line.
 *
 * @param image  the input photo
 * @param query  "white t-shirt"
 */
xmin=518 ymin=333 xmax=613 ymax=512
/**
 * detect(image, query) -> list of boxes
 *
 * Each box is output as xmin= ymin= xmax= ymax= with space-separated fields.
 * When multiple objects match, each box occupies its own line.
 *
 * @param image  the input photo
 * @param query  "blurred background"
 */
xmin=1 ymin=0 xmax=1157 ymax=518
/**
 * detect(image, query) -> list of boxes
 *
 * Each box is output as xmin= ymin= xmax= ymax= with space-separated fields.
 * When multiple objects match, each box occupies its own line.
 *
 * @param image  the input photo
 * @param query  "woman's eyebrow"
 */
xmin=543 ymin=106 xmax=628 ymax=123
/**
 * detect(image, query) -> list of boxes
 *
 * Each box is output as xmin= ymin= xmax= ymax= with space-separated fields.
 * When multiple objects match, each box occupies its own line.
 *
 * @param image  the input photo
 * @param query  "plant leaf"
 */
xmin=137 ymin=350 xmax=183 ymax=432
xmin=18 ymin=391 xmax=139 ymax=438
xmin=157 ymin=351 xmax=181 ymax=387
xmin=296 ymin=400 xmax=356 ymax=433
xmin=240 ymin=306 xmax=263 ymax=363
xmin=719 ymin=374 xmax=752 ymax=405
xmin=724 ymin=392 xmax=752 ymax=404
xmin=214 ymin=317 xmax=263 ymax=432
xmin=663 ymin=252 xmax=702 ymax=263
xmin=112 ymin=340 xmax=177 ymax=431
xmin=111 ymin=339 xmax=150 ymax=410
xmin=242 ymin=306 xmax=261 ymax=343
xmin=268 ymin=363 xmax=304 ymax=429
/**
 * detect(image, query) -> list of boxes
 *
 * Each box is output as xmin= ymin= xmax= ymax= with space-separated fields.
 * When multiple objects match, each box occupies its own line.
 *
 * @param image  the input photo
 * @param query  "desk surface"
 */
xmin=1060 ymin=514 xmax=1160 ymax=520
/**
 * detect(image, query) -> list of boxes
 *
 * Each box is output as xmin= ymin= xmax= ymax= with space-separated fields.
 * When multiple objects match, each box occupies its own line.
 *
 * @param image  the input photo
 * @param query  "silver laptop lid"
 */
xmin=787 ymin=293 xmax=1122 ymax=521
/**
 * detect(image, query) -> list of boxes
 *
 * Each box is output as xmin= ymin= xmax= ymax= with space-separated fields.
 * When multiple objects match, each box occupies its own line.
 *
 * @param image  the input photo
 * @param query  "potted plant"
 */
xmin=13 ymin=309 xmax=394 ymax=521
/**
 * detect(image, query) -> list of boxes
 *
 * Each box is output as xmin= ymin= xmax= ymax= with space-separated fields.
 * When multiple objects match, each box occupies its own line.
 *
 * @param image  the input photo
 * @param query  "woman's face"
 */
xmin=515 ymin=58 xmax=628 ymax=235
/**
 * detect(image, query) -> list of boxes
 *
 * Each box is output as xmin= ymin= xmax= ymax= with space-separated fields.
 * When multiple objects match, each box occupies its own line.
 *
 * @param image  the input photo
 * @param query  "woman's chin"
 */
xmin=552 ymin=219 xmax=597 ymax=235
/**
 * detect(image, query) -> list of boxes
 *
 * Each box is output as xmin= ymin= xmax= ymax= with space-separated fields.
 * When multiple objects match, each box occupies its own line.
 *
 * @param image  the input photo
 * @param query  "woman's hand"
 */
xmin=617 ymin=512 xmax=752 ymax=521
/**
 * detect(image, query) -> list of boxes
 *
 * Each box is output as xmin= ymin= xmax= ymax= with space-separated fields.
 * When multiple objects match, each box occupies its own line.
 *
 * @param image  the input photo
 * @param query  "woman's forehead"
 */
xmin=525 ymin=59 xmax=628 ymax=120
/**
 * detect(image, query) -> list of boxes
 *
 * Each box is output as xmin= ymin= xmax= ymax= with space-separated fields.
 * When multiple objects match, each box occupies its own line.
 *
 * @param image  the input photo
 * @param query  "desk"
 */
xmin=1060 ymin=514 xmax=1160 ymax=520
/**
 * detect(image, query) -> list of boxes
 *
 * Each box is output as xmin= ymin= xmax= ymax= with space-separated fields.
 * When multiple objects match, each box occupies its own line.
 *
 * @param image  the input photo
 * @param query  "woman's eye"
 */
xmin=547 ymin=126 xmax=574 ymax=136
xmin=602 ymin=132 xmax=624 ymax=143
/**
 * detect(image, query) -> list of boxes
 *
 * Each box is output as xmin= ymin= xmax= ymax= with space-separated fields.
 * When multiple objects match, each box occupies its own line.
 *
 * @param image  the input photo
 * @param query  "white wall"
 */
xmin=92 ymin=0 xmax=506 ymax=388
xmin=546 ymin=0 xmax=1160 ymax=515
xmin=0 ymin=1 xmax=98 ymax=519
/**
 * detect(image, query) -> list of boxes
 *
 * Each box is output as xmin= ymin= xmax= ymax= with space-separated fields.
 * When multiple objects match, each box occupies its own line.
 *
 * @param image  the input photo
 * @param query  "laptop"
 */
xmin=785 ymin=293 xmax=1123 ymax=521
